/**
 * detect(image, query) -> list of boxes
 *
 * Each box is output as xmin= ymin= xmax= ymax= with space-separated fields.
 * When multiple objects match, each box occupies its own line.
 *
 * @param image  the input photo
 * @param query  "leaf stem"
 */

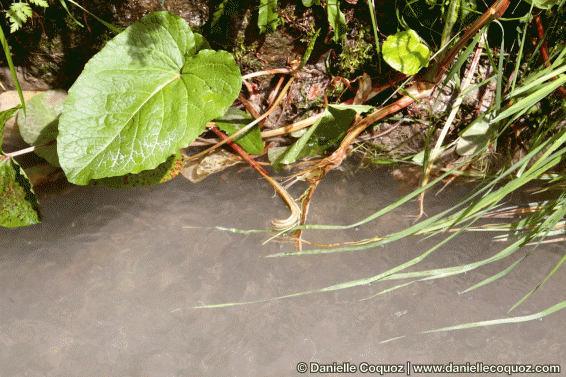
xmin=3 ymin=140 xmax=55 ymax=158
xmin=242 ymin=68 xmax=292 ymax=80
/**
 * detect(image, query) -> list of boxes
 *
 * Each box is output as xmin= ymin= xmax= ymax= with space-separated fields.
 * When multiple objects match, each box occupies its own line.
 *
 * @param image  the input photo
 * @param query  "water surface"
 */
xmin=1 ymin=166 xmax=565 ymax=376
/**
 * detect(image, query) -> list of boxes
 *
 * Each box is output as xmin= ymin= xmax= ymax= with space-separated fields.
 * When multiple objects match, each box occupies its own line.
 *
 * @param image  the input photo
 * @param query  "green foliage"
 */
xmin=6 ymin=0 xmax=49 ymax=33
xmin=327 ymin=0 xmax=348 ymax=43
xmin=29 ymin=0 xmax=48 ymax=6
xmin=0 ymin=27 xmax=25 ymax=114
xmin=57 ymin=11 xmax=242 ymax=185
xmin=398 ymin=0 xmax=443 ymax=43
xmin=232 ymin=35 xmax=263 ymax=71
xmin=523 ymin=0 xmax=561 ymax=9
xmin=334 ymin=28 xmax=374 ymax=78
xmin=258 ymin=0 xmax=279 ymax=34
xmin=210 ymin=0 xmax=230 ymax=33
xmin=57 ymin=0 xmax=83 ymax=28
xmin=0 ymin=157 xmax=42 ymax=227
xmin=269 ymin=104 xmax=373 ymax=170
xmin=6 ymin=2 xmax=33 ymax=33
xmin=2 ymin=11 xmax=242 ymax=227
xmin=1 ymin=106 xmax=42 ymax=228
xmin=460 ymin=0 xmax=477 ymax=23
xmin=210 ymin=0 xmax=346 ymax=40
xmin=382 ymin=29 xmax=430 ymax=75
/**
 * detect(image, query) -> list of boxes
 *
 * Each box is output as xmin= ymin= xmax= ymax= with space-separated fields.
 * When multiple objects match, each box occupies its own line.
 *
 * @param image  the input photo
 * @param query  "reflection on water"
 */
xmin=1 ymin=166 xmax=565 ymax=375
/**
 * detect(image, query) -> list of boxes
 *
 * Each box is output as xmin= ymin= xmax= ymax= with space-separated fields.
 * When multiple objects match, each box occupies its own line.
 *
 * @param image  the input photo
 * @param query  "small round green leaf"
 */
xmin=382 ymin=30 xmax=430 ymax=75
xmin=57 ymin=11 xmax=241 ymax=185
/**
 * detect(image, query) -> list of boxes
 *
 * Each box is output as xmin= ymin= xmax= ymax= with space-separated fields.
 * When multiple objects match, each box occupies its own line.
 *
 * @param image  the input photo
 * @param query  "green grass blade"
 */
xmin=438 ymin=0 xmax=461 ymax=61
xmin=57 ymin=0 xmax=83 ymax=28
xmin=421 ymin=300 xmax=566 ymax=334
xmin=509 ymin=252 xmax=566 ymax=312
xmin=460 ymin=255 xmax=528 ymax=294
xmin=210 ymin=0 xmax=228 ymax=32
xmin=327 ymin=0 xmax=347 ymax=43
xmin=366 ymin=0 xmax=381 ymax=73
xmin=0 ymin=26 xmax=25 ymax=114
xmin=493 ymin=20 xmax=504 ymax=111
xmin=442 ymin=31 xmax=482 ymax=87
xmin=383 ymin=237 xmax=526 ymax=283
xmin=65 ymin=0 xmax=122 ymax=34
xmin=297 ymin=28 xmax=320 ymax=71
xmin=510 ymin=5 xmax=531 ymax=93
xmin=494 ymin=74 xmax=566 ymax=124
xmin=183 ymin=225 xmax=272 ymax=234
xmin=270 ymin=129 xmax=564 ymax=256
xmin=509 ymin=64 xmax=566 ymax=98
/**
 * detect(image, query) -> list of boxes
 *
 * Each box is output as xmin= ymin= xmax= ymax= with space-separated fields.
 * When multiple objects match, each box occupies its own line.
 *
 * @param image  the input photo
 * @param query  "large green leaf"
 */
xmin=0 ymin=157 xmax=41 ymax=228
xmin=17 ymin=90 xmax=67 ymax=167
xmin=57 ymin=11 xmax=241 ymax=185
xmin=382 ymin=30 xmax=430 ymax=75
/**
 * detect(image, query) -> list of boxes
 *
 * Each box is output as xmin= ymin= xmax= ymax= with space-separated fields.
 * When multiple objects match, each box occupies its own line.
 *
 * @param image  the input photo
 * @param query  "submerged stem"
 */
xmin=210 ymin=127 xmax=300 ymax=230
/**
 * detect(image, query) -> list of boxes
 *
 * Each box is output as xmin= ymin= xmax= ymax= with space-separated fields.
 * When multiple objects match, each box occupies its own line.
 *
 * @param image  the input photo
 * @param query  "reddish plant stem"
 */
xmin=210 ymin=126 xmax=301 ymax=229
xmin=268 ymin=76 xmax=286 ymax=108
xmin=209 ymin=127 xmax=269 ymax=176
xmin=534 ymin=14 xmax=566 ymax=98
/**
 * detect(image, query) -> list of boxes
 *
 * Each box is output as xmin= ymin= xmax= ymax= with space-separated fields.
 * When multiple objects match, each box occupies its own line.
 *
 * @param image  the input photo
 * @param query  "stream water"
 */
xmin=1 ymin=162 xmax=565 ymax=376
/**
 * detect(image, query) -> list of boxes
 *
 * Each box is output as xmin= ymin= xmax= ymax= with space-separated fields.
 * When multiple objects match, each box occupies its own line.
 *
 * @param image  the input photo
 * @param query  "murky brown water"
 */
xmin=1 ymin=164 xmax=565 ymax=376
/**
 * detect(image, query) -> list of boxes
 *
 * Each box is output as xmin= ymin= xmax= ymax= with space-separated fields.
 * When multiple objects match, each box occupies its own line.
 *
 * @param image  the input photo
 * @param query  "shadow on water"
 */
xmin=0 ymin=162 xmax=565 ymax=375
